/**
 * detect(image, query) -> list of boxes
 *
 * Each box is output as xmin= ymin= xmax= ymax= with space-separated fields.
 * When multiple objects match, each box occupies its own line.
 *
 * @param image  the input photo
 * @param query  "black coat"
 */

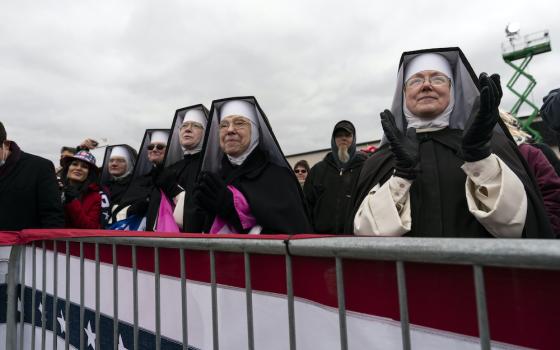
xmin=114 ymin=169 xmax=162 ymax=230
xmin=105 ymin=174 xmax=132 ymax=207
xmin=0 ymin=143 xmax=65 ymax=230
xmin=186 ymin=148 xmax=312 ymax=234
xmin=167 ymin=152 xmax=202 ymax=231
xmin=349 ymin=128 xmax=554 ymax=238
xmin=304 ymin=152 xmax=366 ymax=234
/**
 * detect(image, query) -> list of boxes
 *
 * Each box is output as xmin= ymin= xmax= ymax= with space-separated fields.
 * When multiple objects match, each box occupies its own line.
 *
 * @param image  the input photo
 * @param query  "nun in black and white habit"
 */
xmin=100 ymin=144 xmax=137 ymax=216
xmin=351 ymin=47 xmax=553 ymax=238
xmin=163 ymin=105 xmax=208 ymax=230
xmin=113 ymin=129 xmax=179 ymax=230
xmin=185 ymin=97 xmax=311 ymax=234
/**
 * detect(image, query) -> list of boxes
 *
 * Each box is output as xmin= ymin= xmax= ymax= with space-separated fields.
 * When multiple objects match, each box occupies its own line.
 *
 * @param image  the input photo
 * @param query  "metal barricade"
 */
xmin=4 ymin=235 xmax=560 ymax=350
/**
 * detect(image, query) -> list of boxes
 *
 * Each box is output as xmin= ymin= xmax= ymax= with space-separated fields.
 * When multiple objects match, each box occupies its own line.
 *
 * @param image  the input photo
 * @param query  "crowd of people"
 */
xmin=2 ymin=47 xmax=560 ymax=238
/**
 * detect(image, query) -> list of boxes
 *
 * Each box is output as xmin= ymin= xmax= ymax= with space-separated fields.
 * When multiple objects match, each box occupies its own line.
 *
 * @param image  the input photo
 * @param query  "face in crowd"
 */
xmin=404 ymin=70 xmax=451 ymax=119
xmin=108 ymin=156 xmax=127 ymax=177
xmin=294 ymin=166 xmax=308 ymax=182
xmin=219 ymin=115 xmax=252 ymax=157
xmin=67 ymin=160 xmax=90 ymax=184
xmin=180 ymin=121 xmax=204 ymax=150
xmin=147 ymin=142 xmax=166 ymax=165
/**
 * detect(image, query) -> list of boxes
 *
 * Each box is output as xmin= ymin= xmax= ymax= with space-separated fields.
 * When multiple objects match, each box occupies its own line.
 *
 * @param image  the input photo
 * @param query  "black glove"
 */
xmin=127 ymin=199 xmax=149 ymax=217
xmin=193 ymin=172 xmax=241 ymax=226
xmin=462 ymin=73 xmax=502 ymax=162
xmin=154 ymin=168 xmax=183 ymax=199
xmin=63 ymin=185 xmax=81 ymax=204
xmin=380 ymin=110 xmax=420 ymax=180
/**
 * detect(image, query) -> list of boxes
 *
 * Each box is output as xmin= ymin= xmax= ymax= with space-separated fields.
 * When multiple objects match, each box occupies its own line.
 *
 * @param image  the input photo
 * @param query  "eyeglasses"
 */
xmin=294 ymin=169 xmax=307 ymax=174
xmin=180 ymin=122 xmax=203 ymax=130
xmin=405 ymin=75 xmax=450 ymax=89
xmin=219 ymin=118 xmax=251 ymax=131
xmin=147 ymin=144 xmax=166 ymax=151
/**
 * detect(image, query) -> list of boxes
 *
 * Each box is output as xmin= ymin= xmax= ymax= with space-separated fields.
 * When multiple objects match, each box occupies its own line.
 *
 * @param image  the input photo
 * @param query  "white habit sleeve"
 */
xmin=461 ymin=154 xmax=527 ymax=238
xmin=354 ymin=176 xmax=412 ymax=236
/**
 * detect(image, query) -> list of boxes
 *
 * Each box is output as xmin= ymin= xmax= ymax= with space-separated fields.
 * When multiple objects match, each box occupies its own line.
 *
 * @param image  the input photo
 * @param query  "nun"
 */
xmin=351 ymin=47 xmax=553 ymax=238
xmin=186 ymin=97 xmax=311 ymax=234
xmin=100 ymin=144 xmax=137 ymax=216
xmin=163 ymin=105 xmax=208 ymax=230
xmin=114 ymin=129 xmax=180 ymax=230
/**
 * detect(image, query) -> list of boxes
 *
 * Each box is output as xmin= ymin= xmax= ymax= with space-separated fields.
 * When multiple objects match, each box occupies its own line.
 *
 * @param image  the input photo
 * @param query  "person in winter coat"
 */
xmin=304 ymin=121 xmax=366 ymax=234
xmin=350 ymin=47 xmax=553 ymax=238
xmin=293 ymin=160 xmax=310 ymax=187
xmin=114 ymin=129 xmax=182 ymax=231
xmin=540 ymin=88 xmax=560 ymax=131
xmin=0 ymin=121 xmax=65 ymax=230
xmin=162 ymin=105 xmax=209 ymax=231
xmin=186 ymin=97 xmax=311 ymax=234
xmin=61 ymin=150 xmax=109 ymax=229
xmin=500 ymin=109 xmax=560 ymax=236
xmin=100 ymin=144 xmax=137 ymax=223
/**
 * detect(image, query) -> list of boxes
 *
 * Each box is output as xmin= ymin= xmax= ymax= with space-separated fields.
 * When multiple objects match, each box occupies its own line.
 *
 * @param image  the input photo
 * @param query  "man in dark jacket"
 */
xmin=0 ymin=121 xmax=65 ymax=230
xmin=540 ymin=88 xmax=560 ymax=131
xmin=304 ymin=120 xmax=366 ymax=234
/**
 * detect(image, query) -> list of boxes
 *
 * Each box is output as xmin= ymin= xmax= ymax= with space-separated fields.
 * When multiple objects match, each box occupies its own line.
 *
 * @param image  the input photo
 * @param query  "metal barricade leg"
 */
xmin=132 ymin=245 xmax=139 ymax=350
xmin=113 ymin=243 xmax=119 ymax=350
xmin=31 ymin=242 xmax=37 ymax=350
xmin=155 ymin=247 xmax=161 ymax=350
xmin=473 ymin=265 xmax=491 ymax=350
xmin=210 ymin=249 xmax=219 ymax=350
xmin=335 ymin=257 xmax=348 ymax=350
xmin=396 ymin=261 xmax=411 ymax=350
xmin=80 ymin=242 xmax=85 ymax=350
xmin=95 ymin=243 xmax=100 ymax=350
xmin=244 ymin=252 xmax=254 ymax=350
xmin=19 ymin=244 xmax=27 ymax=350
xmin=41 ymin=241 xmax=47 ymax=350
xmin=180 ymin=248 xmax=188 ymax=350
xmin=6 ymin=245 xmax=23 ymax=350
xmin=285 ymin=253 xmax=296 ymax=350
xmin=65 ymin=241 xmax=70 ymax=350
xmin=53 ymin=241 xmax=58 ymax=350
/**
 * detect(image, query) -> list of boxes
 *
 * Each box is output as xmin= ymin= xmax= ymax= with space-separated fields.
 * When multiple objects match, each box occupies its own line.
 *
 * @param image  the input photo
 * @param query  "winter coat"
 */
xmin=64 ymin=183 xmax=103 ymax=229
xmin=519 ymin=143 xmax=560 ymax=235
xmin=540 ymin=88 xmax=560 ymax=131
xmin=304 ymin=152 xmax=366 ymax=234
xmin=0 ymin=142 xmax=65 ymax=230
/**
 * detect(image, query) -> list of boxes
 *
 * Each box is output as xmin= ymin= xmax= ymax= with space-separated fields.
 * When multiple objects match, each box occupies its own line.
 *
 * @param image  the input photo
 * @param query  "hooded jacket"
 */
xmin=304 ymin=121 xmax=366 ymax=234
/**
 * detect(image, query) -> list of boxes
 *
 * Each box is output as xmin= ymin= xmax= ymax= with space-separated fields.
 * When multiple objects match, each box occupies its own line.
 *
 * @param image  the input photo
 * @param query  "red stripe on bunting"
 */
xmin=0 ymin=231 xmax=20 ymax=245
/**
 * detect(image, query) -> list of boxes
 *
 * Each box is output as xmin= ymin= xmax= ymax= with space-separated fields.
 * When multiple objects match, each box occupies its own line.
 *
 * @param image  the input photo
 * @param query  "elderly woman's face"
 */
xmin=404 ymin=70 xmax=451 ymax=119
xmin=108 ymin=156 xmax=127 ymax=176
xmin=68 ymin=160 xmax=90 ymax=183
xmin=147 ymin=142 xmax=166 ymax=165
xmin=219 ymin=115 xmax=252 ymax=157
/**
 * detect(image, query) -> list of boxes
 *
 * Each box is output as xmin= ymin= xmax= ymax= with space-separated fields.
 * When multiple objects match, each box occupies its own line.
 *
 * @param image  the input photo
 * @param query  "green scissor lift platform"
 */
xmin=502 ymin=30 xmax=551 ymax=142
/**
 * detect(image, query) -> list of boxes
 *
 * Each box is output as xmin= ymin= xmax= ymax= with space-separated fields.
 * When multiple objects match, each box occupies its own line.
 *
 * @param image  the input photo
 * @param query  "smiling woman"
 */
xmin=61 ymin=150 xmax=109 ymax=229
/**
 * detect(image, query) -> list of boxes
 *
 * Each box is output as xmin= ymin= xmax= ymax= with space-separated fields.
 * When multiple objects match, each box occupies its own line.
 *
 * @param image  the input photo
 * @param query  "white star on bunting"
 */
xmin=57 ymin=310 xmax=66 ymax=335
xmin=84 ymin=321 xmax=96 ymax=349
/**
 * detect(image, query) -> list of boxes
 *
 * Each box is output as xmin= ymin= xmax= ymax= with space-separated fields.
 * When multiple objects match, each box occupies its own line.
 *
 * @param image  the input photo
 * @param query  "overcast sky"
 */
xmin=1 ymin=0 xmax=559 ymax=165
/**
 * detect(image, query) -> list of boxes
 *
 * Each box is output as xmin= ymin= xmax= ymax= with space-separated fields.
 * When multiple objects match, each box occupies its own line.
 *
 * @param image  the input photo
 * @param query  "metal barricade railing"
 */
xmin=4 ymin=235 xmax=560 ymax=350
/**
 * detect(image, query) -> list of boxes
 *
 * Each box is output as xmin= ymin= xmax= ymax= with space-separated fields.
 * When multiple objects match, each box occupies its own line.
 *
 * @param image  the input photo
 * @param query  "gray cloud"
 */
xmin=1 ymin=0 xmax=559 ymax=165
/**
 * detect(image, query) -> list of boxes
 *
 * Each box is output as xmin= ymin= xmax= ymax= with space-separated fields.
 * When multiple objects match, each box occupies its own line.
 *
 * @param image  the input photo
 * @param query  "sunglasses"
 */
xmin=147 ymin=144 xmax=166 ymax=151
xmin=294 ymin=169 xmax=307 ymax=174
